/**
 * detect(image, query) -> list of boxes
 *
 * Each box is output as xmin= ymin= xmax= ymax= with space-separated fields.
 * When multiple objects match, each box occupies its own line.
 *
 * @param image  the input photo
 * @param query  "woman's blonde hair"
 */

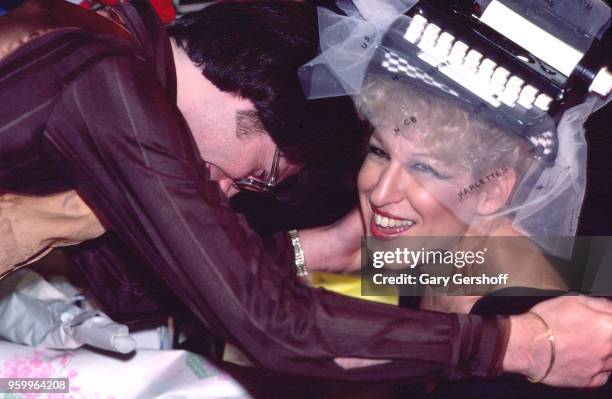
xmin=355 ymin=75 xmax=536 ymax=178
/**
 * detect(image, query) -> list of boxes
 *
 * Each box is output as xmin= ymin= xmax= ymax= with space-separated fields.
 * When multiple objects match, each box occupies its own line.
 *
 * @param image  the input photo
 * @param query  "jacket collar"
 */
xmin=111 ymin=0 xmax=177 ymax=102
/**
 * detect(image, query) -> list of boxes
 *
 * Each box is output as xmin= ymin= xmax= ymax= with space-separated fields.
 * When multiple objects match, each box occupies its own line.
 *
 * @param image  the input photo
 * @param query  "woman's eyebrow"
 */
xmin=410 ymin=152 xmax=445 ymax=162
xmin=408 ymin=153 xmax=458 ymax=171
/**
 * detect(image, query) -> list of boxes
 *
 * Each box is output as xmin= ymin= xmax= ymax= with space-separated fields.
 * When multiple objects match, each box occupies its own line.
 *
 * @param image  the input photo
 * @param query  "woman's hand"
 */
xmin=504 ymin=295 xmax=612 ymax=387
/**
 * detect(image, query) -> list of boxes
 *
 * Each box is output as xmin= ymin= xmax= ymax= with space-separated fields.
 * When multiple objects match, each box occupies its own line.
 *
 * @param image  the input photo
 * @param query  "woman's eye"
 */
xmin=368 ymin=145 xmax=388 ymax=159
xmin=410 ymin=162 xmax=449 ymax=179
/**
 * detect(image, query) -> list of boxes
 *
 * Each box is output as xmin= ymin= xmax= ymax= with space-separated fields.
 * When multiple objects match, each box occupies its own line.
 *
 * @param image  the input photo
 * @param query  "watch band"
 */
xmin=288 ymin=229 xmax=308 ymax=277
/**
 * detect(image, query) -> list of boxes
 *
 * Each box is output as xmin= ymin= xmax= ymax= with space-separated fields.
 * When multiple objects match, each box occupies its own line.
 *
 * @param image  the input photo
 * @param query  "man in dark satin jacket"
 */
xmin=0 ymin=0 xmax=611 ymax=387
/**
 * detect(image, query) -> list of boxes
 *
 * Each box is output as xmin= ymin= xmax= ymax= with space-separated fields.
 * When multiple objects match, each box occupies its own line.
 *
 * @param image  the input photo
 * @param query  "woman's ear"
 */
xmin=476 ymin=167 xmax=516 ymax=215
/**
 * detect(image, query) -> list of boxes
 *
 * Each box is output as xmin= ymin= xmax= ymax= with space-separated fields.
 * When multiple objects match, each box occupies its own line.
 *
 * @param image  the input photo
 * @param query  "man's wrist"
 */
xmin=503 ymin=314 xmax=548 ymax=379
xmin=297 ymin=227 xmax=332 ymax=272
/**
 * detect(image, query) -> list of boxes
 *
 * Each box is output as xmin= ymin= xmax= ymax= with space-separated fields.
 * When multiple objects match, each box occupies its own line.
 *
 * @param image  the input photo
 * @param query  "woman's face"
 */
xmin=358 ymin=129 xmax=480 ymax=239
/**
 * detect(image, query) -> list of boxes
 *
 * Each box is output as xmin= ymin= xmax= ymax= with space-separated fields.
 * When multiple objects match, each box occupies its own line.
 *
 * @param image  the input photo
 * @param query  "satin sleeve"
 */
xmin=43 ymin=55 xmax=509 ymax=382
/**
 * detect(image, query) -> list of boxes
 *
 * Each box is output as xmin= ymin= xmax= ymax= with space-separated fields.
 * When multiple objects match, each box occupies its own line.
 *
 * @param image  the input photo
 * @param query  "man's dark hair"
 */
xmin=168 ymin=1 xmax=368 ymax=204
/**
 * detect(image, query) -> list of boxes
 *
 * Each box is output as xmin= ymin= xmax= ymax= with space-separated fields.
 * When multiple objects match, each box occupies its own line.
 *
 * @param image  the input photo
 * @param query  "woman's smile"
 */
xmin=370 ymin=208 xmax=416 ymax=239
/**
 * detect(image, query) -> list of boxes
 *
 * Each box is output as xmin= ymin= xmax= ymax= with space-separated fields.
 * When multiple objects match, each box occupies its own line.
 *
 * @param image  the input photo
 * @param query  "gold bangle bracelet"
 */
xmin=526 ymin=311 xmax=556 ymax=383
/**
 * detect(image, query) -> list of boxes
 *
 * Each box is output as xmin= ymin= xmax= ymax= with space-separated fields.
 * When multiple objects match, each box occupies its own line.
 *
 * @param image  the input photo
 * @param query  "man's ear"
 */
xmin=476 ymin=168 xmax=516 ymax=215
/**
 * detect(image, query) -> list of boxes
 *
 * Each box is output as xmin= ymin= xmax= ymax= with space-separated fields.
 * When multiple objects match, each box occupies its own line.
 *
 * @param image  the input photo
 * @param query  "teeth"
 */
xmin=375 ymin=214 xmax=382 ymax=226
xmin=374 ymin=214 xmax=414 ymax=228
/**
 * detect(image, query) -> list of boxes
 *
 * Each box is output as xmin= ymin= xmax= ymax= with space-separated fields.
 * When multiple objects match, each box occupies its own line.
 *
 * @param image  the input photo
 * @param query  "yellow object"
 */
xmin=311 ymin=272 xmax=398 ymax=305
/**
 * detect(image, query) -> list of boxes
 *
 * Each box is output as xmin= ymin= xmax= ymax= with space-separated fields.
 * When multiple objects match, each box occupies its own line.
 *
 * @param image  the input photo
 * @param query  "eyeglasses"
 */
xmin=233 ymin=146 xmax=280 ymax=193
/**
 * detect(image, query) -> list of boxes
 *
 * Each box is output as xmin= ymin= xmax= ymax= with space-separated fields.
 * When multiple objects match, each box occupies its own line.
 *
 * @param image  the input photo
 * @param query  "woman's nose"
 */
xmin=369 ymin=163 xmax=406 ymax=207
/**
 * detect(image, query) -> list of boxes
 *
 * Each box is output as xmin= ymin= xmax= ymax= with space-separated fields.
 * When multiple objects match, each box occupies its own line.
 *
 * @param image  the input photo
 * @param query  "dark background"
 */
xmin=580 ymin=100 xmax=612 ymax=235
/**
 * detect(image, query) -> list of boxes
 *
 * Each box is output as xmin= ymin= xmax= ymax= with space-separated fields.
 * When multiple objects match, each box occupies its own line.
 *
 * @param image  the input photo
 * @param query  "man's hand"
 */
xmin=299 ymin=208 xmax=364 ymax=273
xmin=504 ymin=295 xmax=612 ymax=387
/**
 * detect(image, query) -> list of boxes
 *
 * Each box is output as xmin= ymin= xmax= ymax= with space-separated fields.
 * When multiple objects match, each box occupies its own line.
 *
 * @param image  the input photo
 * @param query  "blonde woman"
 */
xmin=355 ymin=76 xmax=568 ymax=313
